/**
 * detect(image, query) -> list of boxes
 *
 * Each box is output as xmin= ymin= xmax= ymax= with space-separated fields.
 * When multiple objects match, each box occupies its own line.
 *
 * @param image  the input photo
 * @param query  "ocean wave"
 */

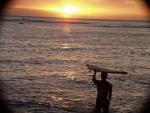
xmin=91 ymin=25 xmax=150 ymax=28
xmin=0 ymin=59 xmax=80 ymax=65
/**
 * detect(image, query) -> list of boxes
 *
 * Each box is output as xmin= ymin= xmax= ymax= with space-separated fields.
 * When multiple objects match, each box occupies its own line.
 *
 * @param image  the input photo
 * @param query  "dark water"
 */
xmin=0 ymin=16 xmax=150 ymax=113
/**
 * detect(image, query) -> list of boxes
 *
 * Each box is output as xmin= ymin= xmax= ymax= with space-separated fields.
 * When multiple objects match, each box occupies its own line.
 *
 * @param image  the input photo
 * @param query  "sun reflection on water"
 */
xmin=63 ymin=26 xmax=71 ymax=34
xmin=65 ymin=71 xmax=77 ymax=80
xmin=61 ymin=43 xmax=70 ymax=49
xmin=51 ymin=95 xmax=63 ymax=102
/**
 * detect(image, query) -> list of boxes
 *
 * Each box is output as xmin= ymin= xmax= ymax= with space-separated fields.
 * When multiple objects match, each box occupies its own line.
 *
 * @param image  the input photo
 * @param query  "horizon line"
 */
xmin=2 ymin=14 xmax=150 ymax=22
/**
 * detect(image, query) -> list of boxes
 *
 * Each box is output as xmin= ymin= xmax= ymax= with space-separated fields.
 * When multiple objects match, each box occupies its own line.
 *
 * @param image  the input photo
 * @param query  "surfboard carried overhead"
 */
xmin=86 ymin=64 xmax=128 ymax=74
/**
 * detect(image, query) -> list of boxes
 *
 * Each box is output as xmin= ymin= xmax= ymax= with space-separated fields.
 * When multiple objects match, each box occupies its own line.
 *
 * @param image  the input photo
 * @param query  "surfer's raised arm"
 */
xmin=92 ymin=70 xmax=98 ymax=85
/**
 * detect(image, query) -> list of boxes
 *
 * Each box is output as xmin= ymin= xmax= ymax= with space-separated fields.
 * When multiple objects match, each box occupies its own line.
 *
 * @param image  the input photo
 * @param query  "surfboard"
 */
xmin=86 ymin=64 xmax=128 ymax=74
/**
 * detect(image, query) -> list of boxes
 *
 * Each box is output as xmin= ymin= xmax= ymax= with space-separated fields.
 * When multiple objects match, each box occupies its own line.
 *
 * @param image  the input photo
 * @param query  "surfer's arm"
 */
xmin=92 ymin=70 xmax=98 ymax=85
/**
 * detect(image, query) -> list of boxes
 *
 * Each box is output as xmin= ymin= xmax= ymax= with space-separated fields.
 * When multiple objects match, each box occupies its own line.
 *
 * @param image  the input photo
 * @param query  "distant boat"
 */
xmin=19 ymin=22 xmax=24 ymax=24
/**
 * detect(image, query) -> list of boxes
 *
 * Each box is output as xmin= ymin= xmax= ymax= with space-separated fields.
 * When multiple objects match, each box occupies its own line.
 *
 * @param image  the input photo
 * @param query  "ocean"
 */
xmin=0 ymin=16 xmax=150 ymax=113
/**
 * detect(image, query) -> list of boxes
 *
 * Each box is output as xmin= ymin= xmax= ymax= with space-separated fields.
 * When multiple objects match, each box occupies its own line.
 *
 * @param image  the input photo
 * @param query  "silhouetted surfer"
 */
xmin=93 ymin=71 xmax=112 ymax=113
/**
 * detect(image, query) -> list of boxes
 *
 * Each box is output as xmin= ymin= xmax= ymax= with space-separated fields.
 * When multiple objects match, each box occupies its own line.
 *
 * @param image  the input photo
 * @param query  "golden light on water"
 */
xmin=65 ymin=71 xmax=76 ymax=80
xmin=61 ymin=43 xmax=70 ymax=49
xmin=51 ymin=95 xmax=63 ymax=102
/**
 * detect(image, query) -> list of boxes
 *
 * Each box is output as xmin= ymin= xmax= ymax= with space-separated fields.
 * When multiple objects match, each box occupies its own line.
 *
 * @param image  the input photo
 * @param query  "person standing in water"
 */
xmin=93 ymin=71 xmax=112 ymax=113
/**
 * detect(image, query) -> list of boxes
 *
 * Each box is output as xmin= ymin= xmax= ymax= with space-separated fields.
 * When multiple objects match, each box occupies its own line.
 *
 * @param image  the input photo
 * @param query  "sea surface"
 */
xmin=0 ymin=16 xmax=150 ymax=113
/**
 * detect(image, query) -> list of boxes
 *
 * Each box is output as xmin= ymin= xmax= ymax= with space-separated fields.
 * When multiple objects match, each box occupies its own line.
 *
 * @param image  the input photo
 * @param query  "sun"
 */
xmin=61 ymin=6 xmax=79 ymax=15
xmin=51 ymin=5 xmax=82 ymax=18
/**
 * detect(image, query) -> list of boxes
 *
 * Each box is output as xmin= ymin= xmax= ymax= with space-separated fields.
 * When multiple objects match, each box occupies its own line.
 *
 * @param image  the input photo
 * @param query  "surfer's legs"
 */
xmin=94 ymin=106 xmax=102 ymax=113
xmin=94 ymin=98 xmax=102 ymax=113
xmin=103 ymin=100 xmax=109 ymax=113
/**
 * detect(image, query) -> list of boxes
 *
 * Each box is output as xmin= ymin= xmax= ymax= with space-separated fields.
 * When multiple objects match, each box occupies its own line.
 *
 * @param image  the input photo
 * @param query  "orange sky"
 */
xmin=4 ymin=0 xmax=150 ymax=20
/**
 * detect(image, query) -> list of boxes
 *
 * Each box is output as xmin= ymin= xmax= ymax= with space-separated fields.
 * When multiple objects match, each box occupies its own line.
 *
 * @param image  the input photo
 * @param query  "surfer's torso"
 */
xmin=96 ymin=80 xmax=112 ymax=100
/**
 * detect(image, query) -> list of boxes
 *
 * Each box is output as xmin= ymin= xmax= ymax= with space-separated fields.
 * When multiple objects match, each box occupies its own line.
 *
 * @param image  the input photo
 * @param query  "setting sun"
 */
xmin=60 ymin=6 xmax=79 ymax=15
xmin=50 ymin=5 xmax=83 ymax=18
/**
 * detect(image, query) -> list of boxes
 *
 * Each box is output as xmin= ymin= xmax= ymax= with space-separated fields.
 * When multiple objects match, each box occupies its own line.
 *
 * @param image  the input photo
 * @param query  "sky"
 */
xmin=4 ymin=0 xmax=149 ymax=20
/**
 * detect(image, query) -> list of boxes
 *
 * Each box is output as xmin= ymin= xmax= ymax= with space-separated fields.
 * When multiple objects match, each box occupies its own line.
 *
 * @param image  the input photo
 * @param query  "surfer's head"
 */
xmin=101 ymin=72 xmax=107 ymax=81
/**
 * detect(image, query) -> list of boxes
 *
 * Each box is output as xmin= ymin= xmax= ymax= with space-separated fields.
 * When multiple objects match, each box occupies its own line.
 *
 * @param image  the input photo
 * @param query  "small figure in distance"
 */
xmin=92 ymin=70 xmax=112 ymax=113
